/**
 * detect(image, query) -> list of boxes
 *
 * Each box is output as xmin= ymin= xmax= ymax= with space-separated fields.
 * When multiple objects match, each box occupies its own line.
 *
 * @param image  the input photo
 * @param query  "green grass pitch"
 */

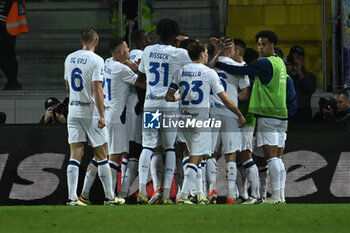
xmin=0 ymin=204 xmax=349 ymax=233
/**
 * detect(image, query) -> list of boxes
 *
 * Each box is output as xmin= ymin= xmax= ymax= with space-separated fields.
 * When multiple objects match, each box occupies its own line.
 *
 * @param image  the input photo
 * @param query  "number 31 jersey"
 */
xmin=138 ymin=44 xmax=191 ymax=108
xmin=64 ymin=50 xmax=104 ymax=118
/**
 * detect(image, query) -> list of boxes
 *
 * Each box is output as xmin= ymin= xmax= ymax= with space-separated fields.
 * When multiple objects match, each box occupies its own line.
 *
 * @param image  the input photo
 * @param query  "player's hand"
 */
xmin=98 ymin=117 xmax=106 ymax=129
xmin=238 ymin=115 xmax=246 ymax=128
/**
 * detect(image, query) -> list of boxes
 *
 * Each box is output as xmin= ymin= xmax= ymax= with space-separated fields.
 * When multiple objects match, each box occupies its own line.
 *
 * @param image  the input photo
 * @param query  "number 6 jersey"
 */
xmin=64 ymin=50 xmax=104 ymax=118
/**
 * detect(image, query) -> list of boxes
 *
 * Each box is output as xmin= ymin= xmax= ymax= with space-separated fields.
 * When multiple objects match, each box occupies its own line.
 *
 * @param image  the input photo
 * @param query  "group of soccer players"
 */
xmin=64 ymin=18 xmax=296 ymax=206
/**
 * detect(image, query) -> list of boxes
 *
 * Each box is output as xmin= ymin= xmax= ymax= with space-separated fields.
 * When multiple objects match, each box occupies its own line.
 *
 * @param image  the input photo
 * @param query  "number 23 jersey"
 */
xmin=170 ymin=63 xmax=224 ymax=118
xmin=64 ymin=50 xmax=104 ymax=118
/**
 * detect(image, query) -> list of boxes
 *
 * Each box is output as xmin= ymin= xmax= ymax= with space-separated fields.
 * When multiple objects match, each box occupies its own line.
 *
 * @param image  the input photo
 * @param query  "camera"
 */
xmin=318 ymin=97 xmax=337 ymax=112
xmin=52 ymin=97 xmax=69 ymax=117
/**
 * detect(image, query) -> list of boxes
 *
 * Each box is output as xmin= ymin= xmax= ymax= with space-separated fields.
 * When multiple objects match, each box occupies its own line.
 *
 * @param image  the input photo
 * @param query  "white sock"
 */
xmin=150 ymin=152 xmax=163 ymax=191
xmin=138 ymin=148 xmax=153 ymax=196
xmin=163 ymin=149 xmax=176 ymax=199
xmin=279 ymin=157 xmax=286 ymax=200
xmin=81 ymin=159 xmax=98 ymax=199
xmin=258 ymin=165 xmax=268 ymax=199
xmin=180 ymin=163 xmax=198 ymax=200
xmin=267 ymin=157 xmax=281 ymax=200
xmin=195 ymin=165 xmax=204 ymax=197
xmin=67 ymin=158 xmax=80 ymax=201
xmin=182 ymin=156 xmax=189 ymax=174
xmin=243 ymin=159 xmax=260 ymax=199
xmin=201 ymin=160 xmax=208 ymax=196
xmin=236 ymin=165 xmax=248 ymax=199
xmin=226 ymin=161 xmax=237 ymax=199
xmin=98 ymin=159 xmax=114 ymax=200
xmin=119 ymin=158 xmax=138 ymax=198
xmin=121 ymin=157 xmax=128 ymax=184
xmin=206 ymin=158 xmax=217 ymax=191
xmin=109 ymin=160 xmax=119 ymax=193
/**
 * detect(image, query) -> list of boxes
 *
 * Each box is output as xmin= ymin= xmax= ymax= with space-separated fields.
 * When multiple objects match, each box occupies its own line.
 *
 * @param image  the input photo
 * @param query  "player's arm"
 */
xmin=208 ymin=37 xmax=233 ymax=68
xmin=238 ymin=86 xmax=251 ymax=102
xmin=93 ymin=80 xmax=106 ymax=129
xmin=134 ymin=79 xmax=146 ymax=89
xmin=65 ymin=80 xmax=69 ymax=92
xmin=218 ymin=91 xmax=246 ymax=127
xmin=136 ymin=72 xmax=146 ymax=83
xmin=123 ymin=59 xmax=139 ymax=73
xmin=165 ymin=83 xmax=180 ymax=102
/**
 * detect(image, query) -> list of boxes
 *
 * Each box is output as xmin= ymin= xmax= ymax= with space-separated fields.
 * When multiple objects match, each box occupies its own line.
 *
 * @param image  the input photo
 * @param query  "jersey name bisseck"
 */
xmin=64 ymin=50 xmax=104 ymax=118
xmin=211 ymin=56 xmax=250 ymax=118
xmin=103 ymin=58 xmax=137 ymax=121
xmin=171 ymin=63 xmax=224 ymax=119
xmin=139 ymin=44 xmax=191 ymax=108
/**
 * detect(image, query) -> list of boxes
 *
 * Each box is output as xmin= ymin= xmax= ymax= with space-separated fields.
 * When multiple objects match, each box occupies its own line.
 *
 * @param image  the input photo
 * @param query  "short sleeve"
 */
xmin=138 ymin=51 xmax=146 ymax=73
xmin=238 ymin=75 xmax=251 ymax=89
xmin=121 ymin=67 xmax=138 ymax=85
xmin=210 ymin=70 xmax=225 ymax=94
xmin=92 ymin=57 xmax=104 ymax=82
xmin=175 ymin=48 xmax=192 ymax=66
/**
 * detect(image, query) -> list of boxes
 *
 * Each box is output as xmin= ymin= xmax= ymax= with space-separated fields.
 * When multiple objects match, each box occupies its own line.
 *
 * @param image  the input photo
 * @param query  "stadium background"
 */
xmin=0 ymin=123 xmax=349 ymax=205
xmin=0 ymin=0 xmax=349 ymax=205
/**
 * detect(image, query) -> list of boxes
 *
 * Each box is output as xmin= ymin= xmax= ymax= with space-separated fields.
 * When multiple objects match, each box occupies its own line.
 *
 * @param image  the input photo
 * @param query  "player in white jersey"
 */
xmin=104 ymin=38 xmax=146 ymax=196
xmin=137 ymin=19 xmax=192 ymax=204
xmin=208 ymin=37 xmax=250 ymax=204
xmin=64 ymin=26 xmax=121 ymax=206
xmin=118 ymin=30 xmax=152 ymax=198
xmin=232 ymin=39 xmax=260 ymax=204
xmin=165 ymin=40 xmax=246 ymax=204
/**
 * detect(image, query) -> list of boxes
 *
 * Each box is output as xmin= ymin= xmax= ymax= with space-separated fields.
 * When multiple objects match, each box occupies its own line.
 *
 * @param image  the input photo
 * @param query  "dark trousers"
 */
xmin=0 ymin=21 xmax=18 ymax=84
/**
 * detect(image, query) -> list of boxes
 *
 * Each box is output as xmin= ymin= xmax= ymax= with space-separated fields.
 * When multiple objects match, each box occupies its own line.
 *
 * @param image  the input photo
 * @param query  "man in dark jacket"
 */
xmin=322 ymin=89 xmax=350 ymax=122
xmin=286 ymin=46 xmax=316 ymax=121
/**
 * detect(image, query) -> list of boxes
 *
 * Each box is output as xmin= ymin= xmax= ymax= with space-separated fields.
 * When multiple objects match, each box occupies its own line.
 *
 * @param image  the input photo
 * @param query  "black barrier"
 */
xmin=0 ymin=123 xmax=349 ymax=205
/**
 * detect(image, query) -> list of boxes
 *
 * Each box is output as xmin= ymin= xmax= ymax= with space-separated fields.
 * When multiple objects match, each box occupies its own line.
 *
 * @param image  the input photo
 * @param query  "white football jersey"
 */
xmin=170 ymin=63 xmax=224 ymax=119
xmin=64 ymin=50 xmax=104 ymax=118
xmin=127 ymin=49 xmax=143 ymax=114
xmin=210 ymin=56 xmax=250 ymax=118
xmin=103 ymin=57 xmax=138 ymax=121
xmin=138 ymin=44 xmax=191 ymax=108
xmin=129 ymin=49 xmax=143 ymax=63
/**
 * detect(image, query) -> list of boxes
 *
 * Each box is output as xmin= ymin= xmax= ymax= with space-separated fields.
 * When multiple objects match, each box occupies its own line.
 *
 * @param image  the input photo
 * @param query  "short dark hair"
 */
xmin=289 ymin=45 xmax=304 ymax=57
xmin=156 ymin=18 xmax=179 ymax=42
xmin=243 ymin=48 xmax=259 ymax=65
xmin=109 ymin=37 xmax=125 ymax=54
xmin=274 ymin=47 xmax=284 ymax=59
xmin=131 ymin=30 xmax=147 ymax=45
xmin=179 ymin=38 xmax=196 ymax=50
xmin=255 ymin=30 xmax=278 ymax=45
xmin=81 ymin=26 xmax=98 ymax=44
xmin=233 ymin=38 xmax=246 ymax=55
xmin=186 ymin=41 xmax=207 ymax=61
xmin=334 ymin=89 xmax=349 ymax=97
